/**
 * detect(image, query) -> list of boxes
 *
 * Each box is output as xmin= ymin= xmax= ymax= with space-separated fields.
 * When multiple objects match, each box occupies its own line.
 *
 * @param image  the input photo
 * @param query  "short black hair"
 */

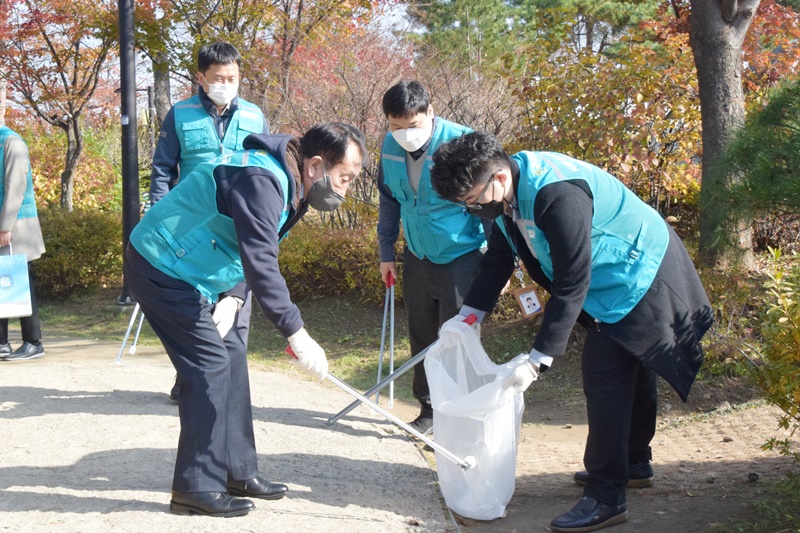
xmin=382 ymin=81 xmax=430 ymax=118
xmin=301 ymin=122 xmax=367 ymax=168
xmin=431 ymin=131 xmax=510 ymax=201
xmin=198 ymin=42 xmax=242 ymax=73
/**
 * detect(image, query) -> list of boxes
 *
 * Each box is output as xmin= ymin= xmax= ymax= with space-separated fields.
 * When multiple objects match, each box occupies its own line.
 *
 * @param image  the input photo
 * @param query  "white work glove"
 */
xmin=501 ymin=354 xmax=539 ymax=393
xmin=213 ymin=296 xmax=242 ymax=338
xmin=288 ymin=327 xmax=328 ymax=380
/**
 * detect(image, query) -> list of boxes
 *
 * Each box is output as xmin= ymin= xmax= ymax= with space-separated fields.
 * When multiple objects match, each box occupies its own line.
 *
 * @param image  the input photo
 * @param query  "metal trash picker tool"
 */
xmin=374 ymin=271 xmax=396 ymax=406
xmin=116 ymin=303 xmax=146 ymax=363
xmin=286 ymin=345 xmax=477 ymax=470
xmin=325 ymin=314 xmax=478 ymax=427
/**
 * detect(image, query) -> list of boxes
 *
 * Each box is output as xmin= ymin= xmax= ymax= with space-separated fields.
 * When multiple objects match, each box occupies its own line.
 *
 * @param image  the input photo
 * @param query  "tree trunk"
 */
xmin=690 ymin=0 xmax=760 ymax=268
xmin=152 ymin=52 xmax=171 ymax=128
xmin=60 ymin=118 xmax=83 ymax=212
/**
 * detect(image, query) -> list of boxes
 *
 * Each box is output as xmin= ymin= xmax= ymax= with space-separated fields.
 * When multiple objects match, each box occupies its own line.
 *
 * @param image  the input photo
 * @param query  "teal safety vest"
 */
xmin=174 ymin=95 xmax=264 ymax=181
xmin=130 ymin=150 xmax=291 ymax=303
xmin=502 ymin=151 xmax=669 ymax=324
xmin=381 ymin=118 xmax=484 ymax=264
xmin=0 ymin=127 xmax=37 ymax=220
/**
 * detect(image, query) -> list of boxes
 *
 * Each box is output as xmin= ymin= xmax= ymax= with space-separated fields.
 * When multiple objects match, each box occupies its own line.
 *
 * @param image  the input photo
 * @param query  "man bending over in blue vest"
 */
xmin=126 ymin=123 xmax=366 ymax=518
xmin=430 ymin=131 xmax=713 ymax=533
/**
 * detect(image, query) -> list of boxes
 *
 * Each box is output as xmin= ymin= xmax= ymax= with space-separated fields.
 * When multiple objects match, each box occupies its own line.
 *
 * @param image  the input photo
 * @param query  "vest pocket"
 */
xmin=182 ymin=119 xmax=216 ymax=150
xmin=588 ymin=234 xmax=645 ymax=311
xmin=155 ymin=224 xmax=243 ymax=294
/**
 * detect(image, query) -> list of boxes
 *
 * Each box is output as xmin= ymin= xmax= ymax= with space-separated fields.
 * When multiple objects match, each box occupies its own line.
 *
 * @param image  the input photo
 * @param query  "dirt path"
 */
xmin=0 ymin=335 xmax=796 ymax=533
xmin=455 ymin=381 xmax=797 ymax=533
xmin=0 ymin=337 xmax=451 ymax=533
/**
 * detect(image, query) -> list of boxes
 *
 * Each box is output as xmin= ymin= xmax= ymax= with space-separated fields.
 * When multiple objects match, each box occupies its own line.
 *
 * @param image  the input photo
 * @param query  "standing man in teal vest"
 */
xmin=377 ymin=81 xmax=486 ymax=433
xmin=0 ymin=126 xmax=46 ymax=361
xmin=150 ymin=41 xmax=269 ymax=200
xmin=150 ymin=41 xmax=270 ymax=401
xmin=431 ymin=132 xmax=713 ymax=533
xmin=126 ymin=123 xmax=366 ymax=517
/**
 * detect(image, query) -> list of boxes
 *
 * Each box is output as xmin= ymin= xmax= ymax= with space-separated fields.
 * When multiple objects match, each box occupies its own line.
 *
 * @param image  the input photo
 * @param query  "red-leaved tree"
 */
xmin=0 ymin=0 xmax=117 ymax=211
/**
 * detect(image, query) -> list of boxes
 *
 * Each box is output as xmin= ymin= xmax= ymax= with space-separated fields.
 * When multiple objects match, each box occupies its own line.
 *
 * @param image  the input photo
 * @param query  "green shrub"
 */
xmin=278 ymin=222 xmax=387 ymax=304
xmin=695 ymin=263 xmax=767 ymax=377
xmin=33 ymin=208 xmax=123 ymax=300
xmin=752 ymin=247 xmax=800 ymax=464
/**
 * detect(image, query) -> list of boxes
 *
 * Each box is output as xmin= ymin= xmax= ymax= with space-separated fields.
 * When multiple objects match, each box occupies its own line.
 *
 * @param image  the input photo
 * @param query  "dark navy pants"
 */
xmin=402 ymin=247 xmax=482 ymax=414
xmin=581 ymin=330 xmax=658 ymax=505
xmin=125 ymin=245 xmax=258 ymax=493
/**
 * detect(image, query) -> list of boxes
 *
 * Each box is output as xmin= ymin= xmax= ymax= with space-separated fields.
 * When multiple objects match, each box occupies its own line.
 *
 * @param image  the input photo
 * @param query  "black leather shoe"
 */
xmin=169 ymin=491 xmax=254 ymax=517
xmin=0 ymin=342 xmax=11 ymax=358
xmin=227 ymin=477 xmax=289 ymax=500
xmin=408 ymin=415 xmax=433 ymax=435
xmin=4 ymin=341 xmax=45 ymax=361
xmin=549 ymin=496 xmax=627 ymax=532
xmin=573 ymin=462 xmax=653 ymax=488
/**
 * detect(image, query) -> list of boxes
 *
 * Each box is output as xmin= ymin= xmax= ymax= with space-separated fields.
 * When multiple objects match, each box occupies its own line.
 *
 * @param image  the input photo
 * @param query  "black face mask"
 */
xmin=467 ymin=200 xmax=505 ymax=221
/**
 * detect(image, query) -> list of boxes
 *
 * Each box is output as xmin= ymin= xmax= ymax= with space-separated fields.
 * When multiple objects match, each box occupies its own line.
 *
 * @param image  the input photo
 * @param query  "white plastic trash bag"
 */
xmin=424 ymin=320 xmax=529 ymax=520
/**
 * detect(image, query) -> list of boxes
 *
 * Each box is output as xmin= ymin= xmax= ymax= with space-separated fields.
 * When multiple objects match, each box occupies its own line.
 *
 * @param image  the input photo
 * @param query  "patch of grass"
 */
xmin=707 ymin=473 xmax=800 ymax=533
xmin=38 ymin=288 xmax=162 ymax=345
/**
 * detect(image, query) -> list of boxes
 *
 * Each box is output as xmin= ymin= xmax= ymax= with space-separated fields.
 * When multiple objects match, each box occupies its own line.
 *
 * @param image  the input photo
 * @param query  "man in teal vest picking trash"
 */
xmin=377 ymin=81 xmax=486 ymax=434
xmin=126 ymin=123 xmax=366 ymax=517
xmin=149 ymin=41 xmax=270 ymax=401
xmin=430 ymin=131 xmax=713 ymax=533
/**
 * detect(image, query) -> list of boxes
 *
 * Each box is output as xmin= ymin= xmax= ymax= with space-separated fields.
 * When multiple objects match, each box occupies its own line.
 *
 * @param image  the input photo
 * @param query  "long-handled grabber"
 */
xmin=324 ymin=314 xmax=478 ymax=427
xmin=286 ymin=346 xmax=476 ymax=470
xmin=116 ymin=303 xmax=146 ymax=363
xmin=374 ymin=271 xmax=396 ymax=406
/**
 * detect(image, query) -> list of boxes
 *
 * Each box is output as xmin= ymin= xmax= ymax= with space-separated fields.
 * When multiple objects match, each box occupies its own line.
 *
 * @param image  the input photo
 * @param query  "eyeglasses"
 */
xmin=460 ymin=172 xmax=498 ymax=212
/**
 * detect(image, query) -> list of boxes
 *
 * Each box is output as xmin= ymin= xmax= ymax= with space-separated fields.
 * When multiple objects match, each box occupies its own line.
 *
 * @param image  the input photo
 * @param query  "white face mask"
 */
xmin=206 ymin=83 xmax=239 ymax=107
xmin=392 ymin=127 xmax=431 ymax=152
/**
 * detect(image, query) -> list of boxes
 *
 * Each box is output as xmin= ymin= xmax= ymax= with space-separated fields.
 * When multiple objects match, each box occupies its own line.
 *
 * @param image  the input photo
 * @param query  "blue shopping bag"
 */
xmin=0 ymin=250 xmax=32 ymax=318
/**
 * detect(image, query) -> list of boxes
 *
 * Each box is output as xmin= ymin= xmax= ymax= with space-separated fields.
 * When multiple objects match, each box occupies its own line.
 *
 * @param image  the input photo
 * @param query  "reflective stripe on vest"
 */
xmin=507 ymin=151 xmax=669 ymax=323
xmin=131 ymin=150 xmax=291 ymax=303
xmin=174 ymin=95 xmax=264 ymax=181
xmin=380 ymin=118 xmax=484 ymax=264
xmin=0 ymin=126 xmax=38 ymax=220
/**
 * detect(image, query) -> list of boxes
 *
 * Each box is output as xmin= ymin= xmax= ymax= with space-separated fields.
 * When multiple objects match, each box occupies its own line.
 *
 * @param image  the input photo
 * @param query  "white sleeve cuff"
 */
xmin=459 ymin=305 xmax=487 ymax=323
xmin=529 ymin=348 xmax=553 ymax=369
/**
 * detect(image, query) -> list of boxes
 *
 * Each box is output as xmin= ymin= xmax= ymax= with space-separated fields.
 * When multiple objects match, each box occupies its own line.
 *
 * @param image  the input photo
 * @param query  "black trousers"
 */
xmin=581 ymin=329 xmax=657 ymax=505
xmin=402 ymin=248 xmax=482 ymax=414
xmin=125 ymin=245 xmax=258 ymax=492
xmin=0 ymin=262 xmax=41 ymax=344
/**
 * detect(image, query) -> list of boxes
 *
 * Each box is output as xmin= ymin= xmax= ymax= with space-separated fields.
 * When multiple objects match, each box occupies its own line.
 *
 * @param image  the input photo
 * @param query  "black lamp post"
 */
xmin=117 ymin=0 xmax=139 ymax=305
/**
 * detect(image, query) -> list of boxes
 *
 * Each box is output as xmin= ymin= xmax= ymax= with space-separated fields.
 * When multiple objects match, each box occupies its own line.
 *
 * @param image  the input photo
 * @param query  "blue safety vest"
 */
xmin=0 ymin=127 xmax=37 ymax=219
xmin=501 ymin=151 xmax=669 ymax=324
xmin=131 ymin=150 xmax=291 ymax=303
xmin=381 ymin=118 xmax=484 ymax=264
xmin=174 ymin=95 xmax=264 ymax=181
